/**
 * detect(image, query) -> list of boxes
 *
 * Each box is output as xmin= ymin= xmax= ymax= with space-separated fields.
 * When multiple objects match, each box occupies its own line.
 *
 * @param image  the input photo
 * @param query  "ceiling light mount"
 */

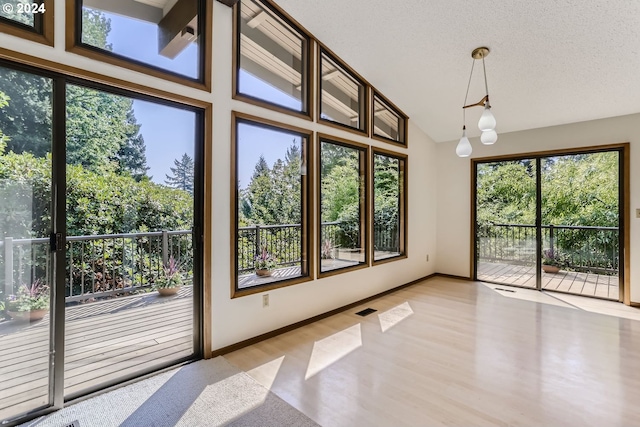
xmin=456 ymin=46 xmax=498 ymax=157
xmin=471 ymin=47 xmax=490 ymax=60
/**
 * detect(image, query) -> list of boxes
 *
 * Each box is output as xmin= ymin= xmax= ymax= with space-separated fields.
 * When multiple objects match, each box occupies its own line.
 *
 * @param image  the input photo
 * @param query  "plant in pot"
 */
xmin=542 ymin=248 xmax=563 ymax=273
xmin=154 ymin=256 xmax=183 ymax=296
xmin=255 ymin=247 xmax=278 ymax=277
xmin=6 ymin=279 xmax=50 ymax=322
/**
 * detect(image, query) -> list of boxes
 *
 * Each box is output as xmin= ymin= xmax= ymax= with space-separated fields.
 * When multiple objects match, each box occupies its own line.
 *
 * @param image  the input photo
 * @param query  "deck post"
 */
xmin=4 ymin=237 xmax=13 ymax=297
xmin=255 ymin=225 xmax=261 ymax=259
xmin=162 ymin=230 xmax=169 ymax=266
xmin=549 ymin=225 xmax=555 ymax=253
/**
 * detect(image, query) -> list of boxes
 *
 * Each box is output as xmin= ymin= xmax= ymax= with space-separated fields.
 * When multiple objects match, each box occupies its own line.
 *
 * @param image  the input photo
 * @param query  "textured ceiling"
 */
xmin=273 ymin=0 xmax=640 ymax=142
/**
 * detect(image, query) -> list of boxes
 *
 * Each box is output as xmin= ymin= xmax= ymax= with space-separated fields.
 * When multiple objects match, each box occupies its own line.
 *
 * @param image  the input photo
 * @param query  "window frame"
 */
xmin=316 ymin=133 xmax=369 ymax=278
xmin=232 ymin=0 xmax=313 ymax=121
xmin=371 ymin=89 xmax=409 ymax=147
xmin=66 ymin=0 xmax=212 ymax=91
xmin=371 ymin=147 xmax=408 ymax=265
xmin=317 ymin=43 xmax=369 ymax=137
xmin=231 ymin=111 xmax=314 ymax=298
xmin=0 ymin=0 xmax=53 ymax=46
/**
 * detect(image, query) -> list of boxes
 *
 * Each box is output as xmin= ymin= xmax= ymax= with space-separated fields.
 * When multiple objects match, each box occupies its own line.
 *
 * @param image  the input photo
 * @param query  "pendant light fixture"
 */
xmin=456 ymin=47 xmax=497 ymax=157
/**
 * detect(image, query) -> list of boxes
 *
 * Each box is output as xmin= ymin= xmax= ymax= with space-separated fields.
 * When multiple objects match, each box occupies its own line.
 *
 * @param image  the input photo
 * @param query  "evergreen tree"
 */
xmin=165 ymin=153 xmax=194 ymax=193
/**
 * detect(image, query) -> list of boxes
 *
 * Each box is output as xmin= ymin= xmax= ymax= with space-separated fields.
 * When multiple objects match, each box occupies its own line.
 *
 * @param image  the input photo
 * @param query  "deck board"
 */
xmin=478 ymin=261 xmax=619 ymax=301
xmin=0 ymin=287 xmax=193 ymax=422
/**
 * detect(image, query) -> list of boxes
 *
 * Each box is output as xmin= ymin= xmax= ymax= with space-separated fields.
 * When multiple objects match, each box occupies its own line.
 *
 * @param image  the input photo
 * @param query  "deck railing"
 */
xmin=1 ymin=230 xmax=193 ymax=303
xmin=477 ymin=223 xmax=619 ymax=274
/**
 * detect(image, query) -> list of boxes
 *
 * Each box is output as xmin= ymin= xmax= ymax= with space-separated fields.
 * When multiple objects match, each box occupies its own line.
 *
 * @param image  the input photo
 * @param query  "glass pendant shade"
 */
xmin=481 ymin=129 xmax=498 ymax=145
xmin=478 ymin=104 xmax=496 ymax=131
xmin=456 ymin=129 xmax=472 ymax=157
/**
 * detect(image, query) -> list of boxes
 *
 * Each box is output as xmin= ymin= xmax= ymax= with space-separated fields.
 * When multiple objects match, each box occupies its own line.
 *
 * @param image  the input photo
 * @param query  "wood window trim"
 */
xmin=371 ymin=146 xmax=408 ymax=266
xmin=371 ymin=89 xmax=409 ymax=148
xmin=0 ymin=0 xmax=54 ymax=46
xmin=65 ymin=0 xmax=212 ymax=92
xmin=469 ymin=142 xmax=631 ymax=305
xmin=317 ymin=42 xmax=370 ymax=137
xmin=316 ymin=133 xmax=369 ymax=279
xmin=232 ymin=0 xmax=314 ymax=121
xmin=230 ymin=111 xmax=315 ymax=298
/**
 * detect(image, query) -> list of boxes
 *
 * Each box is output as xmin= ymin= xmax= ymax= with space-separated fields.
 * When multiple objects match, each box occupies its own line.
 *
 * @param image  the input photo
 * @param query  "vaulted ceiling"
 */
xmin=274 ymin=0 xmax=640 ymax=142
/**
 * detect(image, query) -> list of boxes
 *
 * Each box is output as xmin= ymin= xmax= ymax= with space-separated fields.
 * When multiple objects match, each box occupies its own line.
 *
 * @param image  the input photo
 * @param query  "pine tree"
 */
xmin=165 ymin=153 xmax=194 ymax=193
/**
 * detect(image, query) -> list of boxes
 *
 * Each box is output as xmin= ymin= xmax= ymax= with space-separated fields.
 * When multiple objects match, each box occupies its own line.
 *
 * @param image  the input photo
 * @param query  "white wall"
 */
xmin=0 ymin=1 xmax=437 ymax=352
xmin=436 ymin=113 xmax=640 ymax=302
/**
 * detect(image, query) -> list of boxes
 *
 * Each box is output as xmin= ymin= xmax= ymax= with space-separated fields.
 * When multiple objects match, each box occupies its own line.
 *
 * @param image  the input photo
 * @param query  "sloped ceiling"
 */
xmin=274 ymin=0 xmax=640 ymax=142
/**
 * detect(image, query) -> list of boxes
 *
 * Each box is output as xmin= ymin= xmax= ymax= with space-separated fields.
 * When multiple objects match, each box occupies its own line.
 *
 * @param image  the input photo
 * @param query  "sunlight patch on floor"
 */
xmin=305 ymin=324 xmax=362 ymax=380
xmin=378 ymin=301 xmax=413 ymax=332
xmin=246 ymin=355 xmax=285 ymax=390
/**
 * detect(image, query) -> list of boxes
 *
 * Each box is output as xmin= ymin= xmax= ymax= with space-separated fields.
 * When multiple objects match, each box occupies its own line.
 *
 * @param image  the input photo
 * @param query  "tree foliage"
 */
xmin=165 ymin=153 xmax=194 ymax=193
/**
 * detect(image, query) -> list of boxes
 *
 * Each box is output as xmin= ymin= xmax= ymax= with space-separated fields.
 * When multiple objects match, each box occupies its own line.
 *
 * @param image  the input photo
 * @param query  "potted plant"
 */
xmin=542 ymin=248 xmax=563 ymax=273
xmin=6 ymin=279 xmax=50 ymax=322
xmin=255 ymin=247 xmax=278 ymax=277
xmin=154 ymin=256 xmax=183 ymax=296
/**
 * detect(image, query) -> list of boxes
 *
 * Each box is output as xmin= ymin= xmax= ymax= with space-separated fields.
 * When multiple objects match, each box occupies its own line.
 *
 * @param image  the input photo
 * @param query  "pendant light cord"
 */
xmin=482 ymin=55 xmax=489 ymax=103
xmin=462 ymin=58 xmax=475 ymax=127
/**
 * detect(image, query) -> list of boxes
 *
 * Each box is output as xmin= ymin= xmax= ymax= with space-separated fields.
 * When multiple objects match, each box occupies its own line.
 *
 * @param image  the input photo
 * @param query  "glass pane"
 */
xmin=64 ymin=84 xmax=196 ymax=397
xmin=236 ymin=121 xmax=307 ymax=289
xmin=80 ymin=0 xmax=201 ymax=79
xmin=0 ymin=65 xmax=53 ymax=421
xmin=541 ymin=153 xmax=620 ymax=299
xmin=373 ymin=153 xmax=404 ymax=261
xmin=373 ymin=95 xmax=405 ymax=144
xmin=0 ymin=0 xmax=37 ymax=27
xmin=320 ymin=50 xmax=365 ymax=131
xmin=238 ymin=0 xmax=306 ymax=112
xmin=320 ymin=140 xmax=366 ymax=273
xmin=476 ymin=160 xmax=537 ymax=287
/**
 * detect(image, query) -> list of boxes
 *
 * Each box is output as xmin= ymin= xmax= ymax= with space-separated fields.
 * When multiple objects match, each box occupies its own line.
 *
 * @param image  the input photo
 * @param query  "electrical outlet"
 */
xmin=426 ymin=254 xmax=429 ymax=262
xmin=262 ymin=294 xmax=269 ymax=308
xmin=636 ymin=208 xmax=640 ymax=218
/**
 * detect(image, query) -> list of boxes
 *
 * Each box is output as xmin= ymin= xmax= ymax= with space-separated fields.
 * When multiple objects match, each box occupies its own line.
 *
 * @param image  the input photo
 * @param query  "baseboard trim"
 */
xmin=434 ymin=273 xmax=473 ymax=281
xmin=210 ymin=272 xmax=438 ymax=357
xmin=630 ymin=301 xmax=640 ymax=308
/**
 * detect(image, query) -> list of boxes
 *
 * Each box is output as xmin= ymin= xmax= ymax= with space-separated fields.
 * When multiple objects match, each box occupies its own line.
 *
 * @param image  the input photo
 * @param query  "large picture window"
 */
xmin=0 ymin=0 xmax=53 ymax=45
xmin=234 ymin=0 xmax=311 ymax=117
xmin=372 ymin=91 xmax=408 ymax=146
xmin=318 ymin=135 xmax=368 ymax=275
xmin=69 ymin=0 xmax=211 ymax=89
xmin=232 ymin=113 xmax=312 ymax=296
xmin=372 ymin=149 xmax=407 ymax=262
xmin=318 ymin=47 xmax=368 ymax=134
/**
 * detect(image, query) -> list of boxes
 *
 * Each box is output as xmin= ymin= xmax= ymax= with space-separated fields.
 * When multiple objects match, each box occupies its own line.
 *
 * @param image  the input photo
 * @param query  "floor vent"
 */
xmin=355 ymin=308 xmax=377 ymax=316
xmin=495 ymin=288 xmax=516 ymax=293
xmin=63 ymin=421 xmax=80 ymax=427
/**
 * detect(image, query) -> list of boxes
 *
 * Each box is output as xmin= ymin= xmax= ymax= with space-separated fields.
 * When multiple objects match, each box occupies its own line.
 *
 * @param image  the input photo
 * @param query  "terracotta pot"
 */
xmin=542 ymin=265 xmax=560 ymax=273
xmin=157 ymin=286 xmax=181 ymax=296
xmin=255 ymin=269 xmax=272 ymax=277
xmin=8 ymin=309 xmax=49 ymax=322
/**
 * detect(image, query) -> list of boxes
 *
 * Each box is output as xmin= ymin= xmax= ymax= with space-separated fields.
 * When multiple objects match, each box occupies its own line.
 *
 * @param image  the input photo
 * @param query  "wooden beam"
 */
xmin=158 ymin=0 xmax=199 ymax=59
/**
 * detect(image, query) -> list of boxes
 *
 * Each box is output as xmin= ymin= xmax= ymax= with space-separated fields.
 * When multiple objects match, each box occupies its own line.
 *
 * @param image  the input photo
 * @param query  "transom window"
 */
xmin=319 ymin=47 xmax=367 ymax=134
xmin=372 ymin=92 xmax=407 ymax=146
xmin=235 ymin=0 xmax=310 ymax=115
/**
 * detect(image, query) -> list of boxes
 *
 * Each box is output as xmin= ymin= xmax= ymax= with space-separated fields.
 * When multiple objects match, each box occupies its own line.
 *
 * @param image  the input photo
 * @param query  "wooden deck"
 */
xmin=0 ymin=288 xmax=193 ymax=422
xmin=478 ymin=261 xmax=619 ymax=300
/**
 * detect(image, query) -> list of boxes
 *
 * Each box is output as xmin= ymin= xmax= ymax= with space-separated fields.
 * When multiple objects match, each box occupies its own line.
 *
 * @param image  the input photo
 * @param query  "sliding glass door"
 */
xmin=0 ymin=65 xmax=57 ymax=422
xmin=475 ymin=149 xmax=624 ymax=301
xmin=0 ymin=61 xmax=204 ymax=425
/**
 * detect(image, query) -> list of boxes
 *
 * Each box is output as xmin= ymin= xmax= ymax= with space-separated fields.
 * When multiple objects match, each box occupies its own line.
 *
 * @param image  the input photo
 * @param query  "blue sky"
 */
xmin=98 ymin=9 xmax=300 ymax=187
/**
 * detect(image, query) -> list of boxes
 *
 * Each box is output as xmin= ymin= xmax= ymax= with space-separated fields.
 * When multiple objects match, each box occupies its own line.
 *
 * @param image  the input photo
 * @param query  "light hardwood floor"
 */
xmin=225 ymin=277 xmax=640 ymax=427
